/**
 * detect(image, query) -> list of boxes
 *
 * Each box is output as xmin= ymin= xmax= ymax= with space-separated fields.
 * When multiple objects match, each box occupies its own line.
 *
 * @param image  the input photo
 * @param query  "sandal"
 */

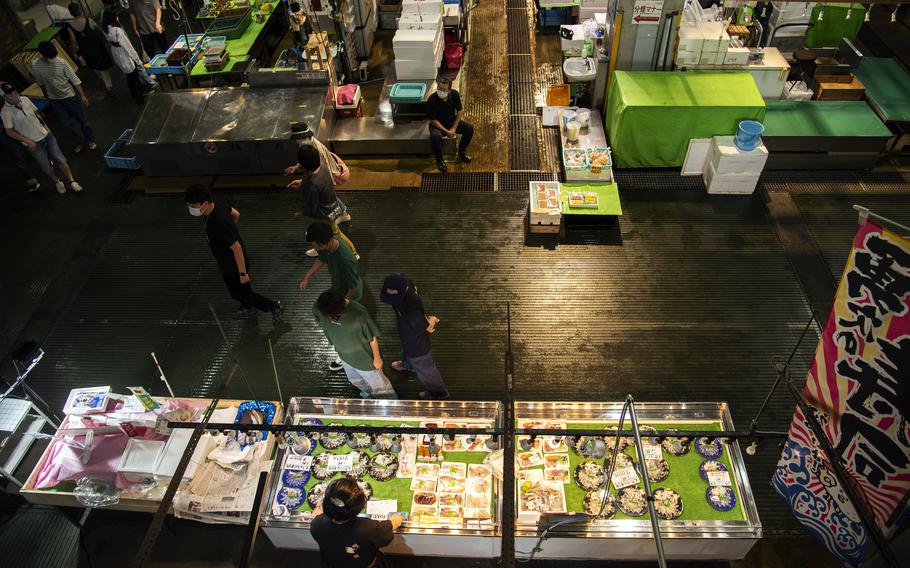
xmin=391 ymin=361 xmax=407 ymax=372
xmin=88 ymin=142 xmax=97 ymax=151
xmin=73 ymin=145 xmax=83 ymax=154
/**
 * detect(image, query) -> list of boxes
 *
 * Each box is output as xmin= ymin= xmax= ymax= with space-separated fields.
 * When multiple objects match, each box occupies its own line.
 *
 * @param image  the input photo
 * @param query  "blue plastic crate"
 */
xmin=389 ymin=82 xmax=427 ymax=103
xmin=104 ymin=129 xmax=140 ymax=170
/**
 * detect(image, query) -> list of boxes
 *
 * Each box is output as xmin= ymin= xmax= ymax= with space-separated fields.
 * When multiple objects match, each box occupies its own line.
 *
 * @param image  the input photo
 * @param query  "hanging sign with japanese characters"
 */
xmin=631 ymin=0 xmax=663 ymax=24
xmin=773 ymin=219 xmax=910 ymax=566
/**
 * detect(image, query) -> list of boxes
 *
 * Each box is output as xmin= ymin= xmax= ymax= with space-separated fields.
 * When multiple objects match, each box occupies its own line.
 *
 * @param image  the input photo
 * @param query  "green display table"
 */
xmin=761 ymin=100 xmax=891 ymax=169
xmin=191 ymin=9 xmax=275 ymax=77
xmin=24 ymin=26 xmax=62 ymax=50
xmin=605 ymin=71 xmax=766 ymax=168
xmin=560 ymin=182 xmax=622 ymax=216
xmin=853 ymin=57 xmax=910 ymax=124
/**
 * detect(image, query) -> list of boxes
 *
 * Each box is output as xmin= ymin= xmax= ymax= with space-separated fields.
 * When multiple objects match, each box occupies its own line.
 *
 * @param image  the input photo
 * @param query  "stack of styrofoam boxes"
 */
xmin=394 ymin=0 xmax=444 ymax=79
xmin=703 ymin=135 xmax=768 ymax=194
xmin=675 ymin=25 xmax=703 ymax=67
xmin=352 ymin=0 xmax=379 ymax=58
xmin=698 ymin=22 xmax=730 ymax=66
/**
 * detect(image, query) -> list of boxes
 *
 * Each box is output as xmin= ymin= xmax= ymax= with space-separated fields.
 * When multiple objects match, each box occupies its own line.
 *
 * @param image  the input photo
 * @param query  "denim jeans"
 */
xmin=401 ymin=352 xmax=449 ymax=399
xmin=29 ymin=134 xmax=68 ymax=179
xmin=50 ymin=96 xmax=94 ymax=146
xmin=340 ymin=361 xmax=398 ymax=399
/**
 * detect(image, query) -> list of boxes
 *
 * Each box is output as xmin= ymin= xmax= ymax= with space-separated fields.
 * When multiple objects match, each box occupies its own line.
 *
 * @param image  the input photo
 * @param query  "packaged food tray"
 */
xmin=104 ymin=129 xmax=140 ymax=170
xmin=562 ymin=148 xmax=589 ymax=170
xmin=206 ymin=8 xmax=252 ymax=40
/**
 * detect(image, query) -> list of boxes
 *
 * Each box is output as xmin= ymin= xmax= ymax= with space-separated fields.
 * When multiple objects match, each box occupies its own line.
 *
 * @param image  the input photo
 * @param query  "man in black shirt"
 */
xmin=183 ymin=185 xmax=283 ymax=324
xmin=426 ymin=75 xmax=473 ymax=173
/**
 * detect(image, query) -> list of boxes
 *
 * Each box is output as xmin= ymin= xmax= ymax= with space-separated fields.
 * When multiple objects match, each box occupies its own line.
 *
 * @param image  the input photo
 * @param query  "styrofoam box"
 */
xmin=401 ymin=1 xmax=442 ymax=15
xmin=698 ymin=50 xmax=719 ymax=66
xmin=699 ymin=22 xmax=729 ymax=52
xmin=153 ymin=428 xmax=193 ymax=481
xmin=118 ymin=438 xmax=165 ymax=483
xmin=443 ymin=5 xmax=459 ymax=26
xmin=393 ymin=28 xmax=440 ymax=45
xmin=710 ymin=135 xmax=768 ymax=175
xmin=560 ymin=25 xmax=587 ymax=52
xmin=398 ymin=16 xmax=442 ymax=30
xmin=713 ymin=50 xmax=727 ymax=65
xmin=394 ymin=60 xmax=438 ymax=79
xmin=724 ymin=47 xmax=749 ymax=65
xmin=704 ymin=161 xmax=760 ymax=194
xmin=678 ymin=26 xmax=703 ymax=53
xmin=676 ymin=51 xmax=700 ymax=67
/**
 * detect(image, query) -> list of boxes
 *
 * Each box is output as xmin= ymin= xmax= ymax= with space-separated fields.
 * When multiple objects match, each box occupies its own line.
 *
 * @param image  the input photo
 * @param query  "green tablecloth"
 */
xmin=191 ymin=10 xmax=274 ymax=76
xmin=25 ymin=26 xmax=62 ymax=50
xmin=853 ymin=58 xmax=910 ymax=123
xmin=605 ymin=71 xmax=766 ymax=168
xmin=763 ymin=101 xmax=892 ymax=137
xmin=560 ymin=183 xmax=622 ymax=216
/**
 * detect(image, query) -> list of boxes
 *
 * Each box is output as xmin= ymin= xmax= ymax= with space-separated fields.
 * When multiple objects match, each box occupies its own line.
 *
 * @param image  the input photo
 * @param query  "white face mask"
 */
xmin=188 ymin=205 xmax=204 ymax=217
xmin=437 ymin=89 xmax=449 ymax=100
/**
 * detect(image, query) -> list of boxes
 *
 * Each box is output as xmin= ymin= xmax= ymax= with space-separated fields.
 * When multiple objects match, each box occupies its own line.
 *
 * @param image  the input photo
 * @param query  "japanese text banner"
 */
xmin=773 ymin=220 xmax=910 ymax=565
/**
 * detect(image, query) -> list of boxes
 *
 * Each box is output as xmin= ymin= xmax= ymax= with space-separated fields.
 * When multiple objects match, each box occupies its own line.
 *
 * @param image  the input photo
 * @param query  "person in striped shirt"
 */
xmin=31 ymin=41 xmax=96 ymax=154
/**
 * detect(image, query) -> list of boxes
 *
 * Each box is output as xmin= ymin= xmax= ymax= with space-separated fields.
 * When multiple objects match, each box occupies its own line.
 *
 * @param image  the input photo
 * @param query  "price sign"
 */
xmin=327 ymin=453 xmax=355 ymax=473
xmin=611 ymin=466 xmax=640 ymax=489
xmin=708 ymin=471 xmax=732 ymax=487
xmin=590 ymin=165 xmax=602 ymax=175
xmin=284 ymin=454 xmax=313 ymax=471
xmin=642 ymin=444 xmax=663 ymax=461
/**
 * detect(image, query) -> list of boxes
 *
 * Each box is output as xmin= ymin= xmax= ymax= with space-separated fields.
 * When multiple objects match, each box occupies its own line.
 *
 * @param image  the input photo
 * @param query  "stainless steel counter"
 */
xmin=128 ymin=86 xmax=334 ymax=176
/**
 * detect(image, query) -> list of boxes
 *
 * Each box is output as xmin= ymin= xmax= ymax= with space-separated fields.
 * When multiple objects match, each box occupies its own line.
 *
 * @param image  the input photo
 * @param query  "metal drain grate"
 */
xmin=388 ymin=186 xmax=421 ymax=192
xmin=613 ymin=169 xmax=707 ymax=191
xmin=509 ymin=84 xmax=536 ymax=115
xmin=419 ymin=172 xmax=496 ymax=192
xmin=510 ymin=115 xmax=541 ymax=171
xmin=507 ymin=19 xmax=531 ymax=54
xmin=507 ymin=0 xmax=526 ymax=8
xmin=508 ymin=55 xmax=533 ymax=79
xmin=499 ymin=171 xmax=558 ymax=191
xmin=858 ymin=171 xmax=910 ymax=192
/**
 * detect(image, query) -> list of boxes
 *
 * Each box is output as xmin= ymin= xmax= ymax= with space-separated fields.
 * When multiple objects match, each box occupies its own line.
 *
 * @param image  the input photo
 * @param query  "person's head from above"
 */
xmin=306 ymin=222 xmax=335 ymax=251
xmin=68 ymin=2 xmax=83 ymax=17
xmin=317 ymin=289 xmax=349 ymax=322
xmin=37 ymin=41 xmax=58 ymax=60
xmin=183 ymin=184 xmax=214 ymax=216
xmin=322 ymin=477 xmax=367 ymax=521
xmin=1 ymin=82 xmax=21 ymax=105
xmin=379 ymin=273 xmax=411 ymax=306
xmin=436 ymin=76 xmax=452 ymax=100
xmin=102 ymin=9 xmax=123 ymax=31
xmin=296 ymin=144 xmax=320 ymax=172
xmin=290 ymin=122 xmax=314 ymax=145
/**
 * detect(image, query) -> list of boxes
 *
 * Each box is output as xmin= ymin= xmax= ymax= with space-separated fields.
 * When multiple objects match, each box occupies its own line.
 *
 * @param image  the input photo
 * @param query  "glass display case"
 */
xmin=513 ymin=401 xmax=762 ymax=561
xmin=261 ymin=397 xmax=504 ymax=558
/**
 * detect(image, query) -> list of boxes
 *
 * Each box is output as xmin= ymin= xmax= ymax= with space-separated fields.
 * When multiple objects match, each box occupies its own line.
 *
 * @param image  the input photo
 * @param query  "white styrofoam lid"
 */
xmin=681 ymin=138 xmax=711 ymax=176
xmin=154 ymin=429 xmax=193 ymax=476
xmin=120 ymin=439 xmax=165 ymax=472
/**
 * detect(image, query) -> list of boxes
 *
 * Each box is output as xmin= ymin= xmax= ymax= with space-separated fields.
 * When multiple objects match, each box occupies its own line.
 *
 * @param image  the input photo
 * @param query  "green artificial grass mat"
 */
xmin=523 ymin=421 xmax=745 ymax=522
xmin=289 ymin=418 xmax=493 ymax=514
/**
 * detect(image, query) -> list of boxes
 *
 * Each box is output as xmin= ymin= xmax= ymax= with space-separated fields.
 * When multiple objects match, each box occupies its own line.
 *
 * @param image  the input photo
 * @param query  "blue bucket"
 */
xmin=734 ymin=120 xmax=764 ymax=151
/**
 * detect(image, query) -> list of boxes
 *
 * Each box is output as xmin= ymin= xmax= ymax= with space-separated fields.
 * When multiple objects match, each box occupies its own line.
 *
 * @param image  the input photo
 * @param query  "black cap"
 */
xmin=380 ymin=273 xmax=410 ymax=305
xmin=0 ymin=83 xmax=16 ymax=95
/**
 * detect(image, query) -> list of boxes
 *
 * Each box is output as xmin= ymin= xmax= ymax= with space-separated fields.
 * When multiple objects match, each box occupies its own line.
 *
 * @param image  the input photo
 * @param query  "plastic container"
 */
xmin=444 ymin=43 xmax=464 ymax=69
xmin=389 ymin=82 xmax=427 ymax=103
xmin=566 ymin=121 xmax=581 ymax=142
xmin=734 ymin=120 xmax=764 ymax=151
xmin=104 ymin=129 xmax=140 ymax=170
xmin=118 ymin=438 xmax=165 ymax=483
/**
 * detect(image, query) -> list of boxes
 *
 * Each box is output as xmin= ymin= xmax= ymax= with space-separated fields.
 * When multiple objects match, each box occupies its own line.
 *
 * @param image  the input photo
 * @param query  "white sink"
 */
xmin=563 ymin=57 xmax=597 ymax=82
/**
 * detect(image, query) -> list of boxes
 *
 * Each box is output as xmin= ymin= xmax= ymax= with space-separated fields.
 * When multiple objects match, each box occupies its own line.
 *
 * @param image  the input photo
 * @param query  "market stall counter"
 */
xmin=514 ymin=402 xmax=761 ymax=561
xmin=605 ymin=71 xmax=766 ymax=168
xmin=761 ymin=100 xmax=892 ymax=170
xmin=261 ymin=397 xmax=503 ymax=558
xmin=128 ymin=85 xmax=334 ymax=176
xmin=20 ymin=390 xmax=283 ymax=524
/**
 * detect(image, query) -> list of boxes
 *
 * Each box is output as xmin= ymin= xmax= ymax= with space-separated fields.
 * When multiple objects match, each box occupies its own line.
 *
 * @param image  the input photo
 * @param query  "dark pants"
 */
xmin=429 ymin=121 xmax=473 ymax=163
xmin=140 ymin=32 xmax=169 ymax=57
xmin=222 ymin=272 xmax=278 ymax=313
xmin=50 ymin=96 xmax=94 ymax=146
xmin=0 ymin=128 xmax=36 ymax=184
xmin=401 ymin=351 xmax=449 ymax=399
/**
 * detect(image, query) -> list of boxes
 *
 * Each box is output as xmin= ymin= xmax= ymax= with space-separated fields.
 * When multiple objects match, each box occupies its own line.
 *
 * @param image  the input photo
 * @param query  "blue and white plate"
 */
xmin=695 ymin=437 xmax=724 ymax=459
xmin=699 ymin=460 xmax=728 ymax=483
xmin=282 ymin=469 xmax=311 ymax=488
xmin=277 ymin=486 xmax=306 ymax=510
xmin=706 ymin=485 xmax=736 ymax=512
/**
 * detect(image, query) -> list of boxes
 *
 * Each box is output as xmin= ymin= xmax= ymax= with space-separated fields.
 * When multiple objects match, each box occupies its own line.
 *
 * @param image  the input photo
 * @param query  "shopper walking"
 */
xmin=380 ymin=273 xmax=450 ymax=400
xmin=311 ymin=478 xmax=403 ymax=567
xmin=426 ymin=75 xmax=473 ymax=173
xmin=103 ymin=10 xmax=157 ymax=104
xmin=0 ymin=125 xmax=40 ymax=193
xmin=130 ymin=0 xmax=167 ymax=57
xmin=288 ymin=144 xmax=358 ymax=259
xmin=31 ymin=41 xmax=96 ymax=154
xmin=1 ymin=83 xmax=82 ymax=194
xmin=183 ymin=184 xmax=284 ymax=324
xmin=313 ymin=290 xmax=398 ymax=399
xmin=65 ymin=3 xmax=115 ymax=97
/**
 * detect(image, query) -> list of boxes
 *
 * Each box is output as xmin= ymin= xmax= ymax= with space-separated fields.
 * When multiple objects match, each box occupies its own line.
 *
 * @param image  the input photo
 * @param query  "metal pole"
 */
xmin=853 ymin=205 xmax=910 ymax=234
xmin=784 ymin=377 xmax=900 ymax=568
xmin=267 ymin=339 xmax=283 ymax=403
xmin=501 ymin=302 xmax=517 ymax=568
xmin=626 ymin=395 xmax=668 ymax=568
xmin=238 ymin=471 xmax=270 ymax=567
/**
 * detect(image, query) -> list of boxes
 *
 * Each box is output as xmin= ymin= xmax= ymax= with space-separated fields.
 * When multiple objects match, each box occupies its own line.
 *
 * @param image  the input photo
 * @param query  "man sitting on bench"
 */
xmin=427 ymin=76 xmax=473 ymax=173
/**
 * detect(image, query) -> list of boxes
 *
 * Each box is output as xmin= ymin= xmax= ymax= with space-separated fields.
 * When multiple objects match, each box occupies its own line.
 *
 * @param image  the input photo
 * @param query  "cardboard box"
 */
xmin=724 ymin=47 xmax=749 ymax=65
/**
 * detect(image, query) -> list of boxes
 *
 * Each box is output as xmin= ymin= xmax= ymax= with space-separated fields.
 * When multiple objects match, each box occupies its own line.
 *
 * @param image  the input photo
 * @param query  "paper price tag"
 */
xmin=642 ymin=444 xmax=663 ymax=461
xmin=366 ymin=499 xmax=398 ymax=517
xmin=590 ymin=165 xmax=602 ymax=174
xmin=611 ymin=466 xmax=640 ymax=489
xmin=327 ymin=453 xmax=355 ymax=473
xmin=284 ymin=454 xmax=313 ymax=471
xmin=708 ymin=471 xmax=732 ymax=487
xmin=370 ymin=513 xmax=388 ymax=521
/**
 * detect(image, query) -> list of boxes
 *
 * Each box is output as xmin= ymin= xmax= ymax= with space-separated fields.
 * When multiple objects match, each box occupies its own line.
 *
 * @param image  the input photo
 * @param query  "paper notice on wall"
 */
xmin=632 ymin=0 xmax=663 ymax=24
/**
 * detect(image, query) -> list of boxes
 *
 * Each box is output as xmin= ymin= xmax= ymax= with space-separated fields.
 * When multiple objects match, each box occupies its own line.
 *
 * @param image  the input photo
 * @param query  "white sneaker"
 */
xmin=306 ymin=248 xmax=318 ymax=257
xmin=55 ymin=181 xmax=66 ymax=194
xmin=337 ymin=212 xmax=352 ymax=223
xmin=70 ymin=181 xmax=83 ymax=193
xmin=355 ymin=253 xmax=361 ymax=261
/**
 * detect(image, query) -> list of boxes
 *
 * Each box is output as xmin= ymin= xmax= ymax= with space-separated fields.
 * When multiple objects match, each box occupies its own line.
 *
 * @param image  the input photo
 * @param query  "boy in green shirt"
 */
xmin=313 ymin=290 xmax=397 ymax=399
xmin=300 ymin=222 xmax=362 ymax=302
